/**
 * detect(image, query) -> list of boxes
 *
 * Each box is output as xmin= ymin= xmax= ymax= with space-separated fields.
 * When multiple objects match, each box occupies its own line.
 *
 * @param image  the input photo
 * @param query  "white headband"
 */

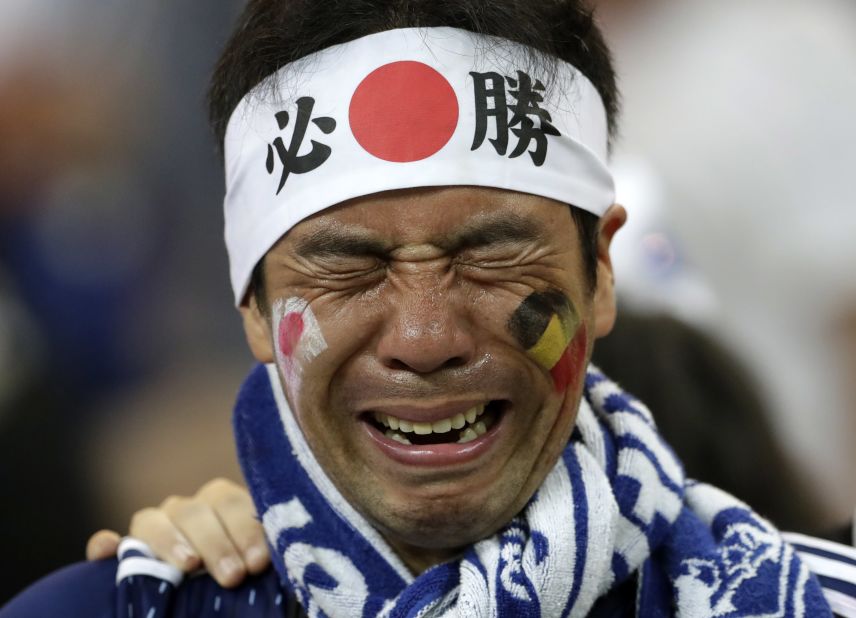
xmin=224 ymin=27 xmax=615 ymax=305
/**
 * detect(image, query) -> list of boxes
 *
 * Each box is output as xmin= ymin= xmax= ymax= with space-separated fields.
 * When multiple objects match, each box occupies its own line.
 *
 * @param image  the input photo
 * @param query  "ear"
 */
xmin=592 ymin=204 xmax=627 ymax=339
xmin=239 ymin=291 xmax=275 ymax=363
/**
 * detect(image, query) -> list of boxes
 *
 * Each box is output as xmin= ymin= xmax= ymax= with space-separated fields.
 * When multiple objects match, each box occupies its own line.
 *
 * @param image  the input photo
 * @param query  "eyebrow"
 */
xmin=439 ymin=212 xmax=546 ymax=252
xmin=296 ymin=228 xmax=390 ymax=259
xmin=295 ymin=212 xmax=546 ymax=259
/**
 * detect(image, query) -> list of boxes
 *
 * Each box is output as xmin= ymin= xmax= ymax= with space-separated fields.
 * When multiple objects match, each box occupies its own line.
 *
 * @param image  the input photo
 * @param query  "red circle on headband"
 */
xmin=349 ymin=61 xmax=459 ymax=163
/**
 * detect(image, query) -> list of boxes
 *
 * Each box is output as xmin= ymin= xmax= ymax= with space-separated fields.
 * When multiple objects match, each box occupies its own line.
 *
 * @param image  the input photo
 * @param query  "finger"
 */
xmin=86 ymin=529 xmax=121 ymax=561
xmin=198 ymin=480 xmax=269 ymax=574
xmin=129 ymin=507 xmax=201 ymax=572
xmin=162 ymin=496 xmax=248 ymax=587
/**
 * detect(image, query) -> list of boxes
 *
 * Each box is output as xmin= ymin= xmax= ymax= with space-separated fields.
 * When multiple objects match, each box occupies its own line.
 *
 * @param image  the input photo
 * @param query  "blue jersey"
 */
xmin=1 ymin=539 xmax=300 ymax=618
xmin=783 ymin=532 xmax=856 ymax=618
xmin=3 ymin=533 xmax=854 ymax=617
xmin=0 ymin=560 xmax=299 ymax=618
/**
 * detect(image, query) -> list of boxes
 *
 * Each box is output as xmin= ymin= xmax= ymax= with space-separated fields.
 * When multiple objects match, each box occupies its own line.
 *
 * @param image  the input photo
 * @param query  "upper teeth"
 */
xmin=373 ymin=404 xmax=486 ymax=435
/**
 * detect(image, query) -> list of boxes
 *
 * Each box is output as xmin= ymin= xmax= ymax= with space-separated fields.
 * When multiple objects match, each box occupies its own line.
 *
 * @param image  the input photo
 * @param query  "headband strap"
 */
xmin=224 ymin=27 xmax=615 ymax=304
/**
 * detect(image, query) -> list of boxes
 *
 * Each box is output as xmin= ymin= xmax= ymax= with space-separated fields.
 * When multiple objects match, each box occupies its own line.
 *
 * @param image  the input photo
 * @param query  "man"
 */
xmin=3 ymin=0 xmax=855 ymax=616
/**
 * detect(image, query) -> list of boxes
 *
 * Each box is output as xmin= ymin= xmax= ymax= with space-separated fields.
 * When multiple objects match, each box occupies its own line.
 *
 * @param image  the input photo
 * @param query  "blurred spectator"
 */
xmin=592 ymin=310 xmax=822 ymax=533
xmin=0 ymin=0 xmax=242 ymax=601
xmin=599 ymin=0 xmax=856 ymax=526
xmin=0 ymin=271 xmax=100 ymax=603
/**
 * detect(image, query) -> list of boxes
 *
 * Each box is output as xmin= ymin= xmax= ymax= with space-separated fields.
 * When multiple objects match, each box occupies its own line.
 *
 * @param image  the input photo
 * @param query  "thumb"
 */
xmin=86 ymin=529 xmax=122 ymax=561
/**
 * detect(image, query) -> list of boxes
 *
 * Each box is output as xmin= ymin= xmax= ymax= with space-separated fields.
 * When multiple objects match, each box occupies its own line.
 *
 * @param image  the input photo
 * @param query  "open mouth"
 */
xmin=365 ymin=400 xmax=506 ymax=446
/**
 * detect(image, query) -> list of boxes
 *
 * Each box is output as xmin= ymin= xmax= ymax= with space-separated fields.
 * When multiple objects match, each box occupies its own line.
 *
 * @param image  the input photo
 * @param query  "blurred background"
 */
xmin=0 ymin=0 xmax=854 ymax=602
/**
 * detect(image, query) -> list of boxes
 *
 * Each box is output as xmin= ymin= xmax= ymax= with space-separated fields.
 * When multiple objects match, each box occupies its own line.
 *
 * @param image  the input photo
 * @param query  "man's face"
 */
xmin=242 ymin=187 xmax=620 ymax=571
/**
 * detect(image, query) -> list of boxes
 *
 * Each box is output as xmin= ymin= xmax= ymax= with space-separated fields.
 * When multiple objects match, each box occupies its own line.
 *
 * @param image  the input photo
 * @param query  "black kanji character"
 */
xmin=265 ymin=97 xmax=337 ymax=194
xmin=470 ymin=70 xmax=560 ymax=167
xmin=507 ymin=71 xmax=560 ymax=166
xmin=470 ymin=71 xmax=509 ymax=156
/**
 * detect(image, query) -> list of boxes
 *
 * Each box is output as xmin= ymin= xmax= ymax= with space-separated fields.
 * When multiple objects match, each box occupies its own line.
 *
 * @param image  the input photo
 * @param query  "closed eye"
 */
xmin=313 ymin=256 xmax=385 ymax=278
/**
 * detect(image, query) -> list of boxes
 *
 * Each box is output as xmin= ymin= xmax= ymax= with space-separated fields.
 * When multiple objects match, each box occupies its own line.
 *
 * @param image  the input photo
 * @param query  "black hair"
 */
xmin=209 ymin=0 xmax=619 ymax=147
xmin=592 ymin=311 xmax=822 ymax=532
xmin=211 ymin=0 xmax=617 ymax=307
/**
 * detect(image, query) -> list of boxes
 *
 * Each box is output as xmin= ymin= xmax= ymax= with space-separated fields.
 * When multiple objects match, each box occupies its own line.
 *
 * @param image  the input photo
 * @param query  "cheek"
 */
xmin=278 ymin=312 xmax=305 ymax=358
xmin=508 ymin=289 xmax=587 ymax=392
xmin=272 ymin=298 xmax=329 ymax=400
xmin=546 ymin=324 xmax=587 ymax=393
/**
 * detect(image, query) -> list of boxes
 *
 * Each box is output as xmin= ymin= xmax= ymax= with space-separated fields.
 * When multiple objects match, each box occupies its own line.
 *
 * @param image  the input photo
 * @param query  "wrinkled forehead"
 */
xmin=224 ymin=27 xmax=613 ymax=304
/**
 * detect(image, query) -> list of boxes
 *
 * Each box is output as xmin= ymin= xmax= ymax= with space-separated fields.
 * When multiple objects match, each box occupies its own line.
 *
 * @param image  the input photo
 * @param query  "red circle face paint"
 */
xmin=349 ymin=61 xmax=459 ymax=163
xmin=279 ymin=312 xmax=305 ymax=358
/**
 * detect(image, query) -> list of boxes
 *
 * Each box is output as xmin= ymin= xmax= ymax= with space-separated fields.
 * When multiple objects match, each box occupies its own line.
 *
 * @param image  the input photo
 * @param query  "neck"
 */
xmin=386 ymin=538 xmax=465 ymax=575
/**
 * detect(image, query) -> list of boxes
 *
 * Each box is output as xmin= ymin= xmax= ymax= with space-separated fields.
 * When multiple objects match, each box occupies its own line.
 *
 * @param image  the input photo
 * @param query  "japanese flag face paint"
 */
xmin=508 ymin=289 xmax=588 ymax=393
xmin=223 ymin=27 xmax=615 ymax=305
xmin=272 ymin=297 xmax=328 ymax=401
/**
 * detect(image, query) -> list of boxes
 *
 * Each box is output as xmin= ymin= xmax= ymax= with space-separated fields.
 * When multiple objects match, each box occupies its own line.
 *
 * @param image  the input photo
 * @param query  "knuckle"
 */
xmin=198 ymin=477 xmax=237 ymax=500
xmin=160 ymin=495 xmax=184 ymax=512
xmin=218 ymin=490 xmax=250 ymax=513
xmin=129 ymin=508 xmax=160 ymax=534
xmin=161 ymin=495 xmax=200 ymax=518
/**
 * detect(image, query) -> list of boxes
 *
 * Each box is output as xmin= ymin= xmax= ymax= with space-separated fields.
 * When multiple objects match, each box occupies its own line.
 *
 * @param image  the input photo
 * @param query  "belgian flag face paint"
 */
xmin=508 ymin=289 xmax=588 ymax=392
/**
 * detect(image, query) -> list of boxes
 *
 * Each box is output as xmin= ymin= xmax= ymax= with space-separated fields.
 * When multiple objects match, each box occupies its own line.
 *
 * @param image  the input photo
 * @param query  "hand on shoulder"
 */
xmin=86 ymin=478 xmax=269 ymax=588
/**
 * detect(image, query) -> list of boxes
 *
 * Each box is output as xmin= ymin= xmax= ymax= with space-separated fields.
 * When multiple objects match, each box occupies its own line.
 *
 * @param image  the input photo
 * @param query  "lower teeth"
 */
xmin=458 ymin=427 xmax=479 ymax=443
xmin=385 ymin=430 xmax=412 ymax=445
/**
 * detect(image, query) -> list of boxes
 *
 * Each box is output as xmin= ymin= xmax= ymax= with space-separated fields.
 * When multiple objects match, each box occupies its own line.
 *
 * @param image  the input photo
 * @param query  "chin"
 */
xmin=368 ymin=485 xmax=519 ymax=550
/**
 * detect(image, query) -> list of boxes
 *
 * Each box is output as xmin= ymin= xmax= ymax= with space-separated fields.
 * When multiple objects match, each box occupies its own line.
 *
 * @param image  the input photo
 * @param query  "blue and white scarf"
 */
xmin=234 ymin=363 xmax=831 ymax=617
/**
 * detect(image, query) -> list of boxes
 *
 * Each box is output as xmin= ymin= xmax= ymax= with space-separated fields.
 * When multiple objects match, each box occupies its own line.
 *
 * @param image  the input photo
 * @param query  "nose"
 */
xmin=376 ymin=286 xmax=477 ymax=374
